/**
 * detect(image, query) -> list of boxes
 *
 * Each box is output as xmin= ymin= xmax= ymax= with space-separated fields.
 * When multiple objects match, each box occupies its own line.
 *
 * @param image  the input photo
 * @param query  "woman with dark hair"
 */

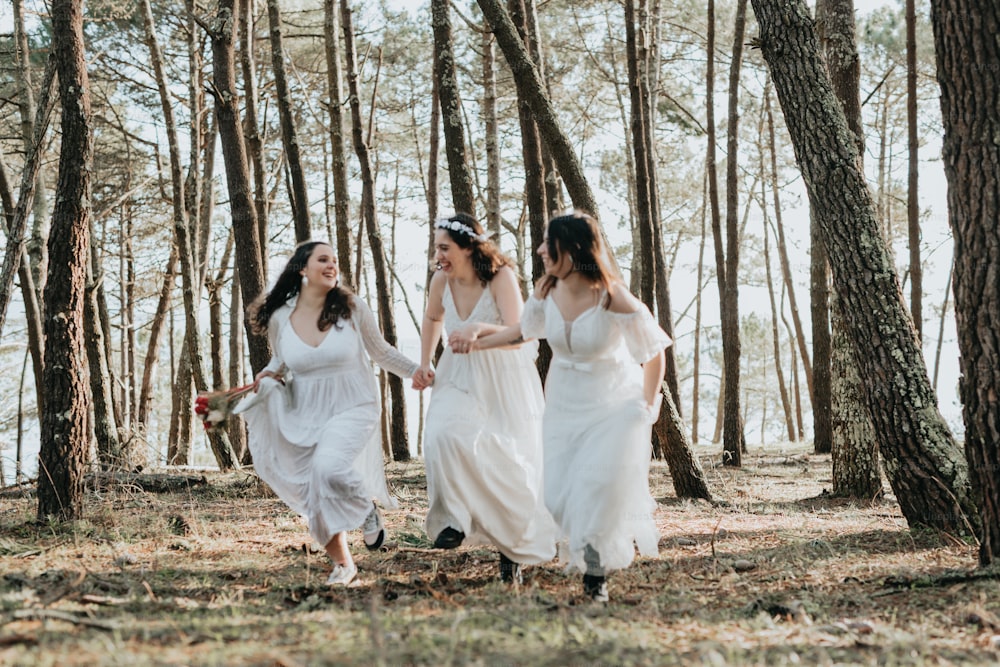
xmin=452 ymin=211 xmax=670 ymax=602
xmin=237 ymin=241 xmax=430 ymax=586
xmin=416 ymin=213 xmax=555 ymax=584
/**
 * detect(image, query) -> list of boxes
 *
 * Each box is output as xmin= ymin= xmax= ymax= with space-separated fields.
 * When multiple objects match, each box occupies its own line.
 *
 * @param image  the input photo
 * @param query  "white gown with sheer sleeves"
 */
xmin=521 ymin=292 xmax=671 ymax=573
xmin=423 ymin=282 xmax=556 ymax=563
xmin=236 ymin=296 xmax=417 ymax=548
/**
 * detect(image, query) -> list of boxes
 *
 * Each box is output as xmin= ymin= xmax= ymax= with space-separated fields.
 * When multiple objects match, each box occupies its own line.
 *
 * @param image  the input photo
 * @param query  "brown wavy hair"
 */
xmin=248 ymin=241 xmax=354 ymax=334
xmin=437 ymin=212 xmax=516 ymax=285
xmin=538 ymin=210 xmax=618 ymax=309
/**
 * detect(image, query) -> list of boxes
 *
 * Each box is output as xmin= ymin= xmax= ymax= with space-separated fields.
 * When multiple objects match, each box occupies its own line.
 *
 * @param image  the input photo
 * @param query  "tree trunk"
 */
xmin=0 ymin=59 xmax=54 ymax=412
xmin=146 ymin=0 xmax=238 ymax=471
xmin=830 ymin=295 xmax=882 ymax=498
xmin=324 ymin=0 xmax=353 ymax=287
xmin=507 ymin=0 xmax=553 ymax=377
xmin=14 ymin=0 xmax=51 ymax=295
xmin=432 ymin=0 xmax=477 ymax=216
xmin=761 ymin=189 xmax=795 ymax=442
xmin=38 ymin=0 xmax=92 ymax=521
xmin=930 ymin=0 xmax=1000 ymax=562
xmin=229 ymin=264 xmax=249 ymax=464
xmin=719 ymin=0 xmax=749 ymax=466
xmin=210 ymin=0 xmax=270 ymax=376
xmin=751 ymin=0 xmax=977 ymax=536
xmin=692 ymin=169 xmax=708 ymax=444
xmin=137 ymin=245 xmax=177 ymax=429
xmin=765 ymin=88 xmax=812 ymax=400
xmin=239 ymin=0 xmax=269 ymax=278
xmin=267 ymin=0 xmax=312 ymax=241
xmin=477 ymin=0 xmax=599 ymax=217
xmin=905 ymin=0 xmax=922 ymax=339
xmin=817 ymin=0 xmax=881 ymax=494
xmin=482 ymin=29 xmax=501 ymax=239
xmin=342 ymin=0 xmax=410 ymax=462
xmin=85 ymin=265 xmax=122 ymax=470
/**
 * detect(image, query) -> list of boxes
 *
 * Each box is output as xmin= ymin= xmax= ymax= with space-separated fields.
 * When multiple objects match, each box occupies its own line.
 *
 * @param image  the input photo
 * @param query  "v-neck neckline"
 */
xmin=288 ymin=313 xmax=331 ymax=349
xmin=449 ymin=281 xmax=489 ymax=322
xmin=551 ymin=288 xmax=603 ymax=326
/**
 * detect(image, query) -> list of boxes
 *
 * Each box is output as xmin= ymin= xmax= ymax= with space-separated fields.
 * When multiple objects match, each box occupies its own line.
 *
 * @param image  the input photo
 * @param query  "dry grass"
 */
xmin=2 ymin=441 xmax=999 ymax=666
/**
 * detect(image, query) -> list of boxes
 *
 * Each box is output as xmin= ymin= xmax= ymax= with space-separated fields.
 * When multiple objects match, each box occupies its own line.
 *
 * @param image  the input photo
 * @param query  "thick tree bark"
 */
xmin=432 ymin=0 xmax=477 ymax=216
xmin=817 ymin=0 xmax=881 ymax=498
xmin=38 ymin=0 xmax=92 ymax=521
xmin=930 ymin=0 xmax=1000 ymax=562
xmin=751 ymin=0 xmax=977 ymax=535
xmin=267 ymin=0 xmax=312 ymax=241
xmin=210 ymin=0 xmax=270 ymax=376
xmin=324 ymin=0 xmax=353 ymax=287
xmin=342 ymin=0 xmax=410 ymax=462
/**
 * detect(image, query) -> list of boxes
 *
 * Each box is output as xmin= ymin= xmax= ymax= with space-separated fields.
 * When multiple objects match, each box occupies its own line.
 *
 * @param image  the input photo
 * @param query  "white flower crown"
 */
xmin=434 ymin=218 xmax=491 ymax=243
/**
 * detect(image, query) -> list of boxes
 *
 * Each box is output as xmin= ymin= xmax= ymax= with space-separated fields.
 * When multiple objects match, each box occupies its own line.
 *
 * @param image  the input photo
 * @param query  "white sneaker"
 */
xmin=362 ymin=502 xmax=385 ymax=551
xmin=325 ymin=562 xmax=357 ymax=586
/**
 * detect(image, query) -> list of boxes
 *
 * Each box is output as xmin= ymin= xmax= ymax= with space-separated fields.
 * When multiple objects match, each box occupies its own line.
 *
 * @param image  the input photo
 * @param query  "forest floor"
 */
xmin=2 ymin=440 xmax=999 ymax=666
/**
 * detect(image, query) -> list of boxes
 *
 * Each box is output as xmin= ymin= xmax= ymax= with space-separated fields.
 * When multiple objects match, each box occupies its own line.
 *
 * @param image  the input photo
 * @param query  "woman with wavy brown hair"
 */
xmin=416 ymin=213 xmax=556 ymax=585
xmin=238 ymin=241 xmax=430 ymax=586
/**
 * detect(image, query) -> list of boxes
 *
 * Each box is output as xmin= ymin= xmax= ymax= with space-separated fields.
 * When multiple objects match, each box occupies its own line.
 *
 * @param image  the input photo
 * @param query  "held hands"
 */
xmin=448 ymin=325 xmax=480 ymax=354
xmin=412 ymin=365 xmax=435 ymax=391
xmin=253 ymin=369 xmax=285 ymax=390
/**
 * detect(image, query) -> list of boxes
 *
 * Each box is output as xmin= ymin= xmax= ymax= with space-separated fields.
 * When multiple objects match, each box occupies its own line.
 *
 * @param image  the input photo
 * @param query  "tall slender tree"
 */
xmin=267 ymin=0 xmax=312 ymax=241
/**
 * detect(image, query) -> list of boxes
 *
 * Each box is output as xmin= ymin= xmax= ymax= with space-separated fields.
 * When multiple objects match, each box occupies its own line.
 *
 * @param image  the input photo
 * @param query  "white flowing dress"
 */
xmin=237 ymin=297 xmax=417 ymax=548
xmin=423 ymin=283 xmax=556 ymax=564
xmin=521 ymin=292 xmax=671 ymax=573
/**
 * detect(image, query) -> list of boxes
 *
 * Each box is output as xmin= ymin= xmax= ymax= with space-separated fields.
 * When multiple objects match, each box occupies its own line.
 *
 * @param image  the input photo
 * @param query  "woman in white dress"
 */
xmin=238 ymin=241 xmax=430 ymax=586
xmin=452 ymin=211 xmax=669 ymax=602
xmin=416 ymin=213 xmax=556 ymax=584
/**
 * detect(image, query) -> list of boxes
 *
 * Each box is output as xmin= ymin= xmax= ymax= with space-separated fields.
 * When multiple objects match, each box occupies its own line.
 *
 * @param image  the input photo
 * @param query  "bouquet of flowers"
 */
xmin=194 ymin=383 xmax=256 ymax=433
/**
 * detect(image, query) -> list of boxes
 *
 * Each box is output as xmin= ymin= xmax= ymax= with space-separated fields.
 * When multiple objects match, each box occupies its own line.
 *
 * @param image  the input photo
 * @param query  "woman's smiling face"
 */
xmin=301 ymin=243 xmax=339 ymax=289
xmin=434 ymin=230 xmax=471 ymax=274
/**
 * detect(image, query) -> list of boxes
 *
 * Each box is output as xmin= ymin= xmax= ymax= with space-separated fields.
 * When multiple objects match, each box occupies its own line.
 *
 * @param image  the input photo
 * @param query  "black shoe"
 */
xmin=583 ymin=574 xmax=608 ymax=602
xmin=499 ymin=552 xmax=522 ymax=585
xmin=433 ymin=527 xmax=465 ymax=549
xmin=362 ymin=502 xmax=385 ymax=551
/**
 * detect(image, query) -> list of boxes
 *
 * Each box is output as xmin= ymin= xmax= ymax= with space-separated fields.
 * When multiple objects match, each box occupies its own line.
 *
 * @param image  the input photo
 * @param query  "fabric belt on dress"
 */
xmin=552 ymin=358 xmax=623 ymax=373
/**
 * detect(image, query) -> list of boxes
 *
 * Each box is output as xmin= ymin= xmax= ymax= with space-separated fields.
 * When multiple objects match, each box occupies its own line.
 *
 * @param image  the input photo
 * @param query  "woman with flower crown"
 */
xmin=415 ymin=213 xmax=556 ymax=584
xmin=237 ymin=241 xmax=432 ymax=587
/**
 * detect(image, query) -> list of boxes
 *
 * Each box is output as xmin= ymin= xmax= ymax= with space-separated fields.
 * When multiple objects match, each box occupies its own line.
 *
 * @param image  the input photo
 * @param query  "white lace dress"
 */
xmin=423 ymin=283 xmax=556 ymax=563
xmin=521 ymin=293 xmax=671 ymax=573
xmin=236 ymin=297 xmax=417 ymax=548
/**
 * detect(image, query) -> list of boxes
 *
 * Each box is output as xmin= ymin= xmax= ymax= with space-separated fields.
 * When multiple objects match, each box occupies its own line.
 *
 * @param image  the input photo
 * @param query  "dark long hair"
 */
xmin=538 ymin=211 xmax=618 ymax=308
xmin=437 ymin=212 xmax=515 ymax=285
xmin=249 ymin=241 xmax=354 ymax=334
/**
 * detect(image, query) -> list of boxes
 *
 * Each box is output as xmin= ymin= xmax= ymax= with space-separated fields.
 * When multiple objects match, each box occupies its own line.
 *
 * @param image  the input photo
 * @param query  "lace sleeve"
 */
xmin=608 ymin=303 xmax=672 ymax=364
xmin=353 ymin=297 xmax=419 ymax=378
xmin=262 ymin=307 xmax=287 ymax=373
xmin=521 ymin=295 xmax=547 ymax=340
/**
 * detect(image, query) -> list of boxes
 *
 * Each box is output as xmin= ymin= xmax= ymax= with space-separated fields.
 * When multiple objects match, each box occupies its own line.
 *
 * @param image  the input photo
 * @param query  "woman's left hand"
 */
xmin=448 ymin=326 xmax=480 ymax=354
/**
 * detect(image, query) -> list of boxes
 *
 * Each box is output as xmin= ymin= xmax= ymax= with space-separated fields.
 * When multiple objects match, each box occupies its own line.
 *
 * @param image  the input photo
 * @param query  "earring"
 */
xmin=301 ymin=274 xmax=308 ymax=286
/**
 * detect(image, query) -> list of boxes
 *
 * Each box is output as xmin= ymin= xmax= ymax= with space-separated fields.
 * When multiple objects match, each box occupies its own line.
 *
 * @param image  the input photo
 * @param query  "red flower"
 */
xmin=193 ymin=383 xmax=256 ymax=433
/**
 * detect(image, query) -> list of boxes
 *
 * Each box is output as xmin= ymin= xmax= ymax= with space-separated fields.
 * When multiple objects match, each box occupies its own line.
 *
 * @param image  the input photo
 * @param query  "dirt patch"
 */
xmin=2 ymin=442 xmax=998 ymax=665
